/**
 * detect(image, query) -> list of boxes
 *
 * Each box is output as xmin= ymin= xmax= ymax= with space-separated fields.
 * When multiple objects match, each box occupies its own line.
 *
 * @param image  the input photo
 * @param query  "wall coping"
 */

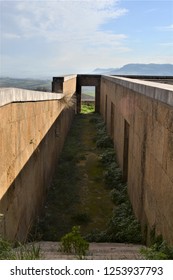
xmin=102 ymin=75 xmax=173 ymax=107
xmin=53 ymin=74 xmax=77 ymax=82
xmin=0 ymin=88 xmax=65 ymax=107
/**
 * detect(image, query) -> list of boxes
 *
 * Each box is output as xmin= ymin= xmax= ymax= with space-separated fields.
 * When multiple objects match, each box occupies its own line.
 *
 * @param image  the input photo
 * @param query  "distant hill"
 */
xmin=93 ymin=64 xmax=173 ymax=76
xmin=0 ymin=77 xmax=51 ymax=91
xmin=81 ymin=93 xmax=95 ymax=101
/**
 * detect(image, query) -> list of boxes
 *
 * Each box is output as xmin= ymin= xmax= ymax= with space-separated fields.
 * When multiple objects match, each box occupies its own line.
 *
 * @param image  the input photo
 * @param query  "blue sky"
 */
xmin=0 ymin=0 xmax=173 ymax=78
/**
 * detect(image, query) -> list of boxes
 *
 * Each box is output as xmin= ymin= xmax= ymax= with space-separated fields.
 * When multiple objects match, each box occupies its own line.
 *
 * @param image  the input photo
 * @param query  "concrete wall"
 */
xmin=0 ymin=75 xmax=77 ymax=241
xmin=1 ymin=73 xmax=173 ymax=245
xmin=100 ymin=76 xmax=173 ymax=245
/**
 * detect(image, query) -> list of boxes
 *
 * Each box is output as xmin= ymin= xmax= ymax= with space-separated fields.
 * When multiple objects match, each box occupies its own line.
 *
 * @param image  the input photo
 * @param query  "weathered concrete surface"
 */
xmin=100 ymin=76 xmax=173 ymax=245
xmin=0 ymin=75 xmax=77 ymax=241
xmin=52 ymin=75 xmax=77 ymax=94
xmin=0 ymin=88 xmax=64 ymax=107
xmin=32 ymin=242 xmax=144 ymax=260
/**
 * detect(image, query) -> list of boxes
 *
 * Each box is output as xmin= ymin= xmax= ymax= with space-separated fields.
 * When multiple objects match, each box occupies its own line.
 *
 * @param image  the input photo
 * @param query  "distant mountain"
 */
xmin=93 ymin=64 xmax=173 ymax=76
xmin=0 ymin=77 xmax=51 ymax=91
xmin=93 ymin=68 xmax=116 ymax=74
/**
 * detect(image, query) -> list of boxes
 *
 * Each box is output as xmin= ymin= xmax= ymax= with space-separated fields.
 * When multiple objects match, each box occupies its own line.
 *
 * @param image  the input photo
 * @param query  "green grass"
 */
xmin=81 ymin=103 xmax=95 ymax=114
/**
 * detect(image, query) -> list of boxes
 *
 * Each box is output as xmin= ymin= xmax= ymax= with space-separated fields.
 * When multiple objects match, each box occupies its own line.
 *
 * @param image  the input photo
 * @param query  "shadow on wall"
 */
xmin=0 ymin=107 xmax=75 ymax=242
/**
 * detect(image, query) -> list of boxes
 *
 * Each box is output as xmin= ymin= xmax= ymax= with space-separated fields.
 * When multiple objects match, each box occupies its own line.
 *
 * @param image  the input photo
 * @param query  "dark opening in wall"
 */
xmin=123 ymin=120 xmax=130 ymax=182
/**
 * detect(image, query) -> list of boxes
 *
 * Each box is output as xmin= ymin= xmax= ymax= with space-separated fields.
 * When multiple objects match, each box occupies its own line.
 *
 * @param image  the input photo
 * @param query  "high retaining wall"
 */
xmin=0 ymin=75 xmax=77 ymax=241
xmin=1 ymin=73 xmax=173 ymax=245
xmin=100 ymin=76 xmax=173 ymax=245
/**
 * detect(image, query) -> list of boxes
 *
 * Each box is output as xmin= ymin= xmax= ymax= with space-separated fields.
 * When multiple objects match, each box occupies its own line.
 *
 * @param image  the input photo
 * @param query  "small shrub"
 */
xmin=106 ymin=202 xmax=142 ymax=243
xmin=0 ymin=237 xmax=41 ymax=260
xmin=96 ymin=135 xmax=113 ymax=148
xmin=104 ymin=163 xmax=122 ymax=188
xmin=110 ymin=187 xmax=127 ymax=204
xmin=100 ymin=149 xmax=116 ymax=165
xmin=85 ymin=229 xmax=108 ymax=243
xmin=140 ymin=240 xmax=173 ymax=260
xmin=60 ymin=226 xmax=89 ymax=259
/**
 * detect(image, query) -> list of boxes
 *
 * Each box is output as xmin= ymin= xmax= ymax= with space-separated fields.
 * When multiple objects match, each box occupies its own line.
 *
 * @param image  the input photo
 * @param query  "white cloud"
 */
xmin=13 ymin=0 xmax=128 ymax=43
xmin=157 ymin=24 xmax=173 ymax=31
xmin=160 ymin=42 xmax=173 ymax=47
xmin=2 ymin=33 xmax=21 ymax=39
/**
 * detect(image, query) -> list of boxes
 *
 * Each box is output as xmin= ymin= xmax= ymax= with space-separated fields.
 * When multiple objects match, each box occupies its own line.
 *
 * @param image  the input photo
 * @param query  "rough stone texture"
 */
xmin=0 ymin=76 xmax=77 ymax=241
xmin=33 ymin=242 xmax=144 ymax=260
xmin=100 ymin=76 xmax=173 ymax=245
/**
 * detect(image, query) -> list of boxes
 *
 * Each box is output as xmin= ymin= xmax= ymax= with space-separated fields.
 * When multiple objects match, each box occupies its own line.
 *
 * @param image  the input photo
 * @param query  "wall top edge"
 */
xmin=102 ymin=75 xmax=173 ymax=107
xmin=53 ymin=74 xmax=77 ymax=82
xmin=0 ymin=88 xmax=65 ymax=107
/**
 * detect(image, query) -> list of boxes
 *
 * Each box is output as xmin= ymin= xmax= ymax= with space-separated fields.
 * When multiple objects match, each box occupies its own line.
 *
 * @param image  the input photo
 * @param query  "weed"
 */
xmin=106 ymin=202 xmax=142 ymax=243
xmin=100 ymin=149 xmax=117 ymax=165
xmin=0 ymin=237 xmax=41 ymax=260
xmin=96 ymin=135 xmax=113 ymax=148
xmin=140 ymin=231 xmax=173 ymax=260
xmin=60 ymin=226 xmax=89 ymax=259
xmin=140 ymin=240 xmax=173 ymax=260
xmin=13 ymin=243 xmax=41 ymax=260
xmin=110 ymin=187 xmax=128 ymax=204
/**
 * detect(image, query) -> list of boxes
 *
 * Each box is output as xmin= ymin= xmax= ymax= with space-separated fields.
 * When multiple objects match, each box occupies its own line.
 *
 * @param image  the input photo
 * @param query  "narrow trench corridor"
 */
xmin=34 ymin=108 xmax=114 ymax=241
xmin=30 ymin=105 xmax=144 ymax=259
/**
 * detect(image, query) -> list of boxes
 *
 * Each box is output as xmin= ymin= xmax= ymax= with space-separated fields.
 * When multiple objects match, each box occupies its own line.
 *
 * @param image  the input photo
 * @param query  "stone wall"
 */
xmin=100 ymin=76 xmax=173 ymax=245
xmin=0 ymin=75 xmax=77 ymax=241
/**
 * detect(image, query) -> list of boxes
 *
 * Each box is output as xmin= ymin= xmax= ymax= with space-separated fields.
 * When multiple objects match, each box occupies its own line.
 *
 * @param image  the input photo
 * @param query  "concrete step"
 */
xmin=34 ymin=242 xmax=144 ymax=260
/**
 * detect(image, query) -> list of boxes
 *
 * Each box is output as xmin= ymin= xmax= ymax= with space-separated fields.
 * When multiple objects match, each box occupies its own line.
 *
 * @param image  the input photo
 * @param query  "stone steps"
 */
xmin=34 ymin=242 xmax=144 ymax=260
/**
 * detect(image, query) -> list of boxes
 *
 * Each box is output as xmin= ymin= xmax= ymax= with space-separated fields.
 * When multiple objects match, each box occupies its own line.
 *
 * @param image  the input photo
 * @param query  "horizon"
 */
xmin=1 ymin=0 xmax=173 ymax=78
xmin=0 ymin=62 xmax=173 ymax=80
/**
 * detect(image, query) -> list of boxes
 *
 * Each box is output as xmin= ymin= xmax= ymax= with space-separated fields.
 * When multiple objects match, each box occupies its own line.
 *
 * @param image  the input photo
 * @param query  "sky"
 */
xmin=0 ymin=0 xmax=173 ymax=78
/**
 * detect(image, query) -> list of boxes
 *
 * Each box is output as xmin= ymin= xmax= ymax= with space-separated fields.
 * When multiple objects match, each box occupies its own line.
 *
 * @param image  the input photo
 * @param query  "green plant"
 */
xmin=0 ymin=237 xmax=40 ymax=260
xmin=0 ymin=237 xmax=14 ymax=259
xmin=14 ymin=243 xmax=41 ymax=260
xmin=60 ymin=226 xmax=89 ymax=259
xmin=104 ymin=163 xmax=122 ymax=189
xmin=140 ymin=238 xmax=173 ymax=260
xmin=100 ymin=149 xmax=116 ymax=165
xmin=106 ymin=202 xmax=142 ymax=243
xmin=81 ymin=104 xmax=95 ymax=114
xmin=110 ymin=187 xmax=127 ymax=204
